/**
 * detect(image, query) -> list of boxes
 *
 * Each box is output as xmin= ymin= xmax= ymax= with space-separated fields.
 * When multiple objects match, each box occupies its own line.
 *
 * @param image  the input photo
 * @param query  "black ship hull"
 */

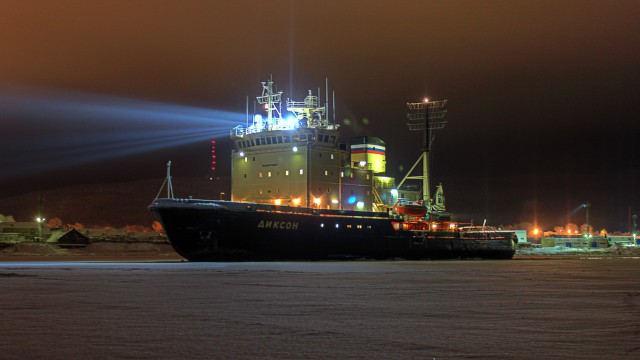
xmin=150 ymin=198 xmax=517 ymax=261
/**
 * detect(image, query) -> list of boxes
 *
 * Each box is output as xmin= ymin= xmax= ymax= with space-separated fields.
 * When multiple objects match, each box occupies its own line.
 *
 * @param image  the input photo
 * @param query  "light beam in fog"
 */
xmin=0 ymin=85 xmax=244 ymax=177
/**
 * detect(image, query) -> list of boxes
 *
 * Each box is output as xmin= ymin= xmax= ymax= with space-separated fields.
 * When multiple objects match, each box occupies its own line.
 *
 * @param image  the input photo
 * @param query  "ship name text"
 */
xmin=257 ymin=220 xmax=299 ymax=230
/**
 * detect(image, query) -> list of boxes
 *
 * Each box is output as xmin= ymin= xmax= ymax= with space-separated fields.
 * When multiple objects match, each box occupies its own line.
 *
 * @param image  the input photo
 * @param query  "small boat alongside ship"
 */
xmin=149 ymin=79 xmax=517 ymax=261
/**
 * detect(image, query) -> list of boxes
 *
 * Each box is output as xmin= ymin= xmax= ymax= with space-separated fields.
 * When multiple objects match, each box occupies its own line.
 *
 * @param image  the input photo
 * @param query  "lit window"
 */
xmin=268 ymin=172 xmax=272 ymax=177
xmin=340 ymin=172 xmax=344 ymax=177
xmin=300 ymin=169 xmax=304 ymax=175
xmin=324 ymin=170 xmax=328 ymax=176
xmin=259 ymin=172 xmax=263 ymax=178
xmin=331 ymin=154 xmax=334 ymax=160
xmin=244 ymin=157 xmax=248 ymax=162
xmin=285 ymin=170 xmax=289 ymax=176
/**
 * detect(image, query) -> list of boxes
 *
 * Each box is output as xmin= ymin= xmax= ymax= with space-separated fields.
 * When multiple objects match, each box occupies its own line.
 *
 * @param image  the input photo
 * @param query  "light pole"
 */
xmin=583 ymin=202 xmax=591 ymax=235
xmin=583 ymin=202 xmax=591 ymax=248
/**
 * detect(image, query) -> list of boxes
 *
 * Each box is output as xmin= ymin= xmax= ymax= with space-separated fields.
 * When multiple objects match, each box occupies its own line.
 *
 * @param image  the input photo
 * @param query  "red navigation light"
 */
xmin=210 ymin=139 xmax=217 ymax=174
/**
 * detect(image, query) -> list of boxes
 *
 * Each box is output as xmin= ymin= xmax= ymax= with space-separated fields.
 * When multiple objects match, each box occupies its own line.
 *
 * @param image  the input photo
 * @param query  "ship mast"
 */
xmin=398 ymin=98 xmax=447 ymax=207
xmin=256 ymin=76 xmax=283 ymax=131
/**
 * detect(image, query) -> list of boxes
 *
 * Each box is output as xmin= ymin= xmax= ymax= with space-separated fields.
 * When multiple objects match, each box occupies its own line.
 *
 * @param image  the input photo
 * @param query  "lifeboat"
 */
xmin=392 ymin=200 xmax=428 ymax=218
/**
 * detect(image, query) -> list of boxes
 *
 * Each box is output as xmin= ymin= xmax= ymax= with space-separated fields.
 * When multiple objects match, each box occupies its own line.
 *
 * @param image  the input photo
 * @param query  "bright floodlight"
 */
xmin=424 ymin=97 xmax=429 ymax=103
xmin=239 ymin=151 xmax=244 ymax=157
xmin=285 ymin=115 xmax=297 ymax=129
xmin=292 ymin=146 xmax=298 ymax=152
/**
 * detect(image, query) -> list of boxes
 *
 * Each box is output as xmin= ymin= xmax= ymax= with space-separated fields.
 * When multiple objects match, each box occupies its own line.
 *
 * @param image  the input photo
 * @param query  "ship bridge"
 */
xmin=229 ymin=79 xmax=386 ymax=211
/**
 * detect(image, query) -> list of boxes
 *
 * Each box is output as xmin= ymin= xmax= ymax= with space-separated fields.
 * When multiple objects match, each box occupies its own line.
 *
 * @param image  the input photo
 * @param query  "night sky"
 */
xmin=1 ymin=1 xmax=639 ymax=232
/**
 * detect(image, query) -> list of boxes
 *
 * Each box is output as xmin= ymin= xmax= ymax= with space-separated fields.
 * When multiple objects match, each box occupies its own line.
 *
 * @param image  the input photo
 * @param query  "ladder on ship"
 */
xmin=372 ymin=188 xmax=389 ymax=212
